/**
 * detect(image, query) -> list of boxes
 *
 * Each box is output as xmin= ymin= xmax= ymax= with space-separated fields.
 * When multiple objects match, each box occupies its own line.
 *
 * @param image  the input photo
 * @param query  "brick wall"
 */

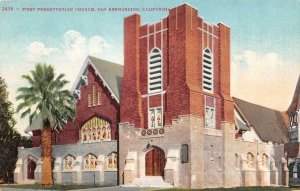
xmin=120 ymin=4 xmax=234 ymax=130
xmin=32 ymin=64 xmax=119 ymax=147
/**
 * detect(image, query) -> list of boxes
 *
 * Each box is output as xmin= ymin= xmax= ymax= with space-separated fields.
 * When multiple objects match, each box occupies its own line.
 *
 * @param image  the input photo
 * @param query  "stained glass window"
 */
xmin=205 ymin=96 xmax=215 ymax=128
xmin=64 ymin=155 xmax=75 ymax=170
xmin=156 ymin=108 xmax=162 ymax=128
xmin=107 ymin=152 xmax=117 ymax=169
xmin=150 ymin=109 xmax=155 ymax=128
xmin=149 ymin=107 xmax=163 ymax=128
xmin=84 ymin=154 xmax=97 ymax=169
xmin=81 ymin=117 xmax=111 ymax=143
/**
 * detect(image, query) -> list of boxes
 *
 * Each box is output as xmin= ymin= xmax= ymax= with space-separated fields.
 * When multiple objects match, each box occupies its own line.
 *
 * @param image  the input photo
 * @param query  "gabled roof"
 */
xmin=233 ymin=97 xmax=289 ymax=144
xmin=25 ymin=56 xmax=123 ymax=133
xmin=287 ymin=75 xmax=300 ymax=113
xmin=88 ymin=56 xmax=123 ymax=100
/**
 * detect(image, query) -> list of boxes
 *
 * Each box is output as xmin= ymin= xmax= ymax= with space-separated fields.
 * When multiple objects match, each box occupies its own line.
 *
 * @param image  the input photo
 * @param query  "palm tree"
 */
xmin=16 ymin=63 xmax=76 ymax=186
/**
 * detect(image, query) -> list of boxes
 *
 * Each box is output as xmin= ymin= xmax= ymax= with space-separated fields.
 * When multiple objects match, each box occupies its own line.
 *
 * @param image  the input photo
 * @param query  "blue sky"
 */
xmin=0 ymin=0 xmax=299 ymax=135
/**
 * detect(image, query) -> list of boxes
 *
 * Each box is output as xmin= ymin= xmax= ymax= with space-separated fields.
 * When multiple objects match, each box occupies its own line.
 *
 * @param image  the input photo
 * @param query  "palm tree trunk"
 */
xmin=41 ymin=126 xmax=53 ymax=186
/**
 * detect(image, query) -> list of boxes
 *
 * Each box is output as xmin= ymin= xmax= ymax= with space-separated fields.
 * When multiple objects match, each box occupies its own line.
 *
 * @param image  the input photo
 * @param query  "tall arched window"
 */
xmin=81 ymin=117 xmax=111 ymax=143
xmin=202 ymin=49 xmax=213 ymax=92
xmin=148 ymin=48 xmax=162 ymax=93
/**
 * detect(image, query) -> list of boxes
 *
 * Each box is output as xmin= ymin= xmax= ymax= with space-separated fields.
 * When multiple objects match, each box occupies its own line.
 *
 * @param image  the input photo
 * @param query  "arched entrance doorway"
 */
xmin=145 ymin=147 xmax=165 ymax=176
xmin=27 ymin=158 xmax=36 ymax=179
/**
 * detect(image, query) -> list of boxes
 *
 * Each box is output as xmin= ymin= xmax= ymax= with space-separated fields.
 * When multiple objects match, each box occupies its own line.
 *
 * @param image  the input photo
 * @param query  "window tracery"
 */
xmin=81 ymin=117 xmax=111 ymax=143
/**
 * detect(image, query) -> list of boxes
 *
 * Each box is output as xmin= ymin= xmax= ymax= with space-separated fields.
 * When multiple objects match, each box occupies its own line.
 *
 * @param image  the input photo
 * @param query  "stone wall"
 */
xmin=227 ymin=138 xmax=287 ymax=187
xmin=14 ymin=141 xmax=118 ymax=185
xmin=119 ymin=114 xmax=287 ymax=189
xmin=119 ymin=115 xmax=203 ymax=188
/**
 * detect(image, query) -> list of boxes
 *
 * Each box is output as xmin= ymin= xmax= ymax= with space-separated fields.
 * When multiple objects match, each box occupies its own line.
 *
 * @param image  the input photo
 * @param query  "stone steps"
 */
xmin=122 ymin=176 xmax=173 ymax=188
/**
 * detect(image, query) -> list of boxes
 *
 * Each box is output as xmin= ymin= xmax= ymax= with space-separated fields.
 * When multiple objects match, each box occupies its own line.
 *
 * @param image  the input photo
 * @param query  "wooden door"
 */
xmin=145 ymin=147 xmax=165 ymax=176
xmin=27 ymin=159 xmax=36 ymax=179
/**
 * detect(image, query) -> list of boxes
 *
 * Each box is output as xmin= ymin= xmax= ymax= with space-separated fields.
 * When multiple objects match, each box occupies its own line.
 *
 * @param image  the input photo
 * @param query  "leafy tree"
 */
xmin=16 ymin=63 xmax=76 ymax=186
xmin=0 ymin=76 xmax=31 ymax=183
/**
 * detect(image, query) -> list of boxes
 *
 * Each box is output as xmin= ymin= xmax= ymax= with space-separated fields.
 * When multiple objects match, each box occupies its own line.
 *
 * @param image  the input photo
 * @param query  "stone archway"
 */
xmin=145 ymin=147 xmax=165 ymax=176
xmin=27 ymin=158 xmax=36 ymax=180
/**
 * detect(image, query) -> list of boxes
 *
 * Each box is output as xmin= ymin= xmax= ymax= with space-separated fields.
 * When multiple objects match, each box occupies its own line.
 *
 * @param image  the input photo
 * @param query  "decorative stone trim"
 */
xmin=140 ymin=128 xmax=164 ymax=137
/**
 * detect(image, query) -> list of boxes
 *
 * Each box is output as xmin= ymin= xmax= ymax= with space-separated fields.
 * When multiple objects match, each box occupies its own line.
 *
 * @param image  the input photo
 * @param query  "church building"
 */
xmin=14 ymin=56 xmax=123 ymax=185
xmin=118 ymin=4 xmax=289 ymax=188
xmin=14 ymin=3 xmax=299 ymax=189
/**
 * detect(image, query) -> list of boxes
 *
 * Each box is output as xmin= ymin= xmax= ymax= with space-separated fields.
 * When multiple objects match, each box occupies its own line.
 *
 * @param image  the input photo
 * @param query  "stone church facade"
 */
xmin=14 ymin=3 xmax=299 ymax=189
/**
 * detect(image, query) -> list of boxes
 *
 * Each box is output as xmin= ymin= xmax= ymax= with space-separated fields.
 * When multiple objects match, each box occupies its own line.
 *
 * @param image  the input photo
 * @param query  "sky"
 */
xmin=0 ymin=0 xmax=299 ymax=135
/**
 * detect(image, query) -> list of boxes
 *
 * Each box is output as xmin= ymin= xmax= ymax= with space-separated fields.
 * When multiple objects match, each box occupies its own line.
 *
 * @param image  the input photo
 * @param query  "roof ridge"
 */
xmin=88 ymin=55 xmax=123 ymax=67
xmin=232 ymin=97 xmax=280 ymax=112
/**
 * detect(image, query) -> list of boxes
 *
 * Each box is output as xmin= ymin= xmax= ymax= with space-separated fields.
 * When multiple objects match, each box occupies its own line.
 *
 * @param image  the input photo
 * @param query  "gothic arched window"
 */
xmin=81 ymin=117 xmax=111 ymax=143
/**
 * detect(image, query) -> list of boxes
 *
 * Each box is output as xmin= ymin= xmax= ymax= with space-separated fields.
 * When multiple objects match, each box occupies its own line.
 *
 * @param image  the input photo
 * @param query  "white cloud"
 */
xmin=27 ymin=41 xmax=58 ymax=61
xmin=62 ymin=30 xmax=87 ymax=64
xmin=231 ymin=50 xmax=300 ymax=111
xmin=88 ymin=36 xmax=111 ymax=56
xmin=62 ymin=30 xmax=118 ymax=65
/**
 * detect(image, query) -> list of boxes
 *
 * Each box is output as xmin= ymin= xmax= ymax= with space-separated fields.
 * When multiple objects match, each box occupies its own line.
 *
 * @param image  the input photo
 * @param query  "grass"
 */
xmin=0 ymin=183 xmax=112 ymax=190
xmin=155 ymin=186 xmax=295 ymax=191
xmin=0 ymin=185 xmax=297 ymax=191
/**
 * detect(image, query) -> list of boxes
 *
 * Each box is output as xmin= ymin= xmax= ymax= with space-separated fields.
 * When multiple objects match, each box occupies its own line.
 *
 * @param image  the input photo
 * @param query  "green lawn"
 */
xmin=0 ymin=183 xmax=111 ymax=190
xmin=156 ymin=186 xmax=295 ymax=191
